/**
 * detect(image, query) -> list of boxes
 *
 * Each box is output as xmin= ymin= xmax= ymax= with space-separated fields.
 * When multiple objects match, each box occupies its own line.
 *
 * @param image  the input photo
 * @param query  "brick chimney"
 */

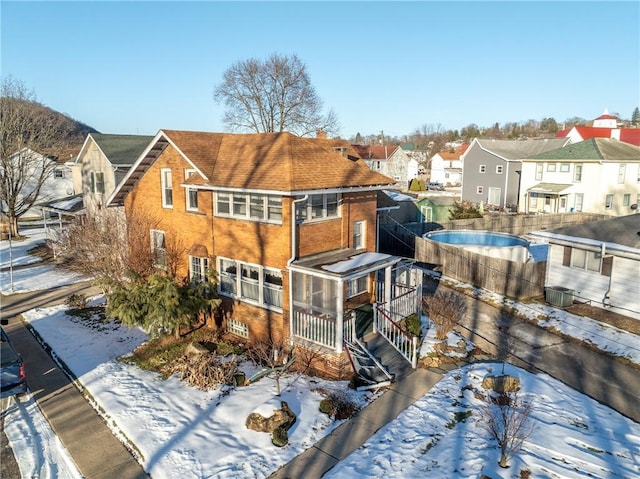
xmin=316 ymin=129 xmax=327 ymax=139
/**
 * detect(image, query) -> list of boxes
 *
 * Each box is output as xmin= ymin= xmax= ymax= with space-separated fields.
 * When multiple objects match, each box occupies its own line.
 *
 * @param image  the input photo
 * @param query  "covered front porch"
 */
xmin=288 ymin=250 xmax=422 ymax=370
xmin=525 ymin=183 xmax=572 ymax=214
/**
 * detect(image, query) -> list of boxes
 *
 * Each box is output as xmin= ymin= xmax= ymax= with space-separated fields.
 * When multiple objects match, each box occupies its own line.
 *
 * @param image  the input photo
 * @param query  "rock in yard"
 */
xmin=246 ymin=401 xmax=297 ymax=433
xmin=481 ymin=374 xmax=520 ymax=393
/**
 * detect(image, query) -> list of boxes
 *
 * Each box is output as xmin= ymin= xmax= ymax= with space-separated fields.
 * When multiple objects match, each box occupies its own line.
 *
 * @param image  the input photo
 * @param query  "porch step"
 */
xmin=344 ymin=340 xmax=393 ymax=385
xmin=362 ymin=333 xmax=415 ymax=382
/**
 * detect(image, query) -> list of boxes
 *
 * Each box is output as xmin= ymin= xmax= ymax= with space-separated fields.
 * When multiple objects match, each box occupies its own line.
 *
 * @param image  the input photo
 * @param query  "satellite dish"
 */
xmin=631 ymin=204 xmax=638 ymax=210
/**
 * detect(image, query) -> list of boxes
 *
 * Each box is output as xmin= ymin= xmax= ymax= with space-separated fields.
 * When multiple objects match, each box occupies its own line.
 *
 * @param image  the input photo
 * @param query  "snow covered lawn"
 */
xmin=327 ymin=362 xmax=640 ymax=478
xmin=20 ymin=302 xmax=375 ymax=478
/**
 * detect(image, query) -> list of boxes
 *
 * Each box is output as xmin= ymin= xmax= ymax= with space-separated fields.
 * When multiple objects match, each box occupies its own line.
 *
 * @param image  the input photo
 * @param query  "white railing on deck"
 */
xmin=293 ymin=310 xmax=336 ymax=348
xmin=388 ymin=288 xmax=418 ymax=322
xmin=374 ymin=306 xmax=418 ymax=369
xmin=343 ymin=310 xmax=356 ymax=344
xmin=376 ymin=281 xmax=415 ymax=303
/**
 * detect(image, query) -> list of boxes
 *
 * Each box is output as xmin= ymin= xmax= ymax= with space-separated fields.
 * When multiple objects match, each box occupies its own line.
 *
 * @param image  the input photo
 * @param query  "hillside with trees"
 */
xmin=349 ymin=108 xmax=640 ymax=155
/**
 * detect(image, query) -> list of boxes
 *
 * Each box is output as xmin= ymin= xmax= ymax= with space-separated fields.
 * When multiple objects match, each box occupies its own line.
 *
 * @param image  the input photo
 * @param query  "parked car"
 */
xmin=1 ymin=325 xmax=27 ymax=399
xmin=427 ymin=182 xmax=445 ymax=191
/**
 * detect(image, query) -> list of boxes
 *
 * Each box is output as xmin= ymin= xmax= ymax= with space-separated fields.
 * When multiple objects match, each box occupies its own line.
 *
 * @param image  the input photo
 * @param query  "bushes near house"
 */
xmin=403 ymin=314 xmax=423 ymax=338
xmin=422 ymin=291 xmax=467 ymax=340
xmin=448 ymin=200 xmax=483 ymax=220
xmin=106 ymin=272 xmax=221 ymax=339
xmin=409 ymin=178 xmax=426 ymax=192
xmin=318 ymin=391 xmax=359 ymax=420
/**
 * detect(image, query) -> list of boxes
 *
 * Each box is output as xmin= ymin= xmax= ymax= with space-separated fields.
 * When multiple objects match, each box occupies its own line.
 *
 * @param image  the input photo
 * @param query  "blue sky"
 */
xmin=2 ymin=1 xmax=639 ymax=139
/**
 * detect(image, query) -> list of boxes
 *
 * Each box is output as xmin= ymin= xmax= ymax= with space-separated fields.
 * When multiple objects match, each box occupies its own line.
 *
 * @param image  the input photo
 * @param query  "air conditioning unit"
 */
xmin=545 ymin=286 xmax=574 ymax=308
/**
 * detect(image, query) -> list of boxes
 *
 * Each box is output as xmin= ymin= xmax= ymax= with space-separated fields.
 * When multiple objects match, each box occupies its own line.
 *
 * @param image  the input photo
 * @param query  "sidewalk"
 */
xmin=4 ymin=318 xmax=149 ymax=479
xmin=1 ymin=281 xmax=149 ymax=479
xmin=270 ymin=367 xmax=447 ymax=479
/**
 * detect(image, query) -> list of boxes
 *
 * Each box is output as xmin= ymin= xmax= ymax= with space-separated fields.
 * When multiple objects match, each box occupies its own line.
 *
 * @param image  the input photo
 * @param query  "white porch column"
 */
xmin=384 ymin=265 xmax=392 ymax=306
xmin=335 ymin=278 xmax=344 ymax=353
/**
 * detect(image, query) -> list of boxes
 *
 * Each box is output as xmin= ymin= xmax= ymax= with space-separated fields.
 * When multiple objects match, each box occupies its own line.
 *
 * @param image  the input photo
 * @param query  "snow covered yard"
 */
xmin=0 ymin=226 xmax=85 ymax=294
xmin=3 ymin=226 xmax=640 ymax=478
xmin=19 ymin=302 xmax=375 ymax=478
xmin=326 ymin=362 xmax=640 ymax=478
xmin=10 ymin=300 xmax=639 ymax=479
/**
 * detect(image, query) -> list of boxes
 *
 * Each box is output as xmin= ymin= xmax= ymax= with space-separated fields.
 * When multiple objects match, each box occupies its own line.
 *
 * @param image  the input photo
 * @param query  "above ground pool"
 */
xmin=423 ymin=230 xmax=547 ymax=263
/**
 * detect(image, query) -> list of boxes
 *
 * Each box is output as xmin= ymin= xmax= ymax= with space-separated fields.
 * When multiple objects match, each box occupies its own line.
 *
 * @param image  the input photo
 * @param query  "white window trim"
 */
xmin=217 ymin=257 xmax=283 ymax=312
xmin=477 ymin=186 xmax=484 ymax=194
xmin=189 ymin=255 xmax=209 ymax=283
xmin=571 ymin=249 xmax=602 ymax=273
xmin=91 ymin=171 xmax=105 ymax=194
xmin=215 ymin=192 xmax=282 ymax=224
xmin=479 ymin=165 xmax=486 ymax=173
xmin=347 ymin=275 xmax=368 ymax=298
xmin=495 ymin=165 xmax=504 ymax=174
xmin=605 ymin=194 xmax=613 ymax=210
xmin=297 ymin=193 xmax=340 ymax=223
xmin=161 ymin=168 xmax=173 ymax=209
xmin=574 ymin=164 xmax=583 ymax=182
xmin=618 ymin=164 xmax=626 ymax=184
xmin=353 ymin=220 xmax=366 ymax=250
xmin=185 ymin=169 xmax=198 ymax=212
xmin=535 ymin=163 xmax=543 ymax=181
xmin=151 ymin=229 xmax=167 ymax=270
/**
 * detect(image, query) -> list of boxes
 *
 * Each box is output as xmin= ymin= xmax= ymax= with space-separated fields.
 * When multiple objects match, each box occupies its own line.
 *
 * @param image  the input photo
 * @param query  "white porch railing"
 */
xmin=292 ymin=310 xmax=336 ymax=348
xmin=388 ymin=287 xmax=419 ymax=322
xmin=292 ymin=309 xmax=357 ymax=351
xmin=374 ymin=305 xmax=418 ymax=369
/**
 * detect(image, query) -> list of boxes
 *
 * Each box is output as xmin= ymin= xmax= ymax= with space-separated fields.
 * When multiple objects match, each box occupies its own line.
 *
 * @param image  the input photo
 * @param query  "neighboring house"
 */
xmin=108 ymin=130 xmax=423 ymax=379
xmin=428 ymin=148 xmax=467 ymax=186
xmin=556 ymin=109 xmax=640 ymax=147
xmin=400 ymin=143 xmax=428 ymax=174
xmin=378 ymin=190 xmax=419 ymax=225
xmin=519 ymin=138 xmax=640 ymax=216
xmin=2 ymin=148 xmax=75 ymax=220
xmin=460 ymin=138 xmax=569 ymax=210
xmin=416 ymin=195 xmax=456 ymax=223
xmin=73 ymin=133 xmax=154 ymax=217
xmin=529 ymin=214 xmax=640 ymax=320
xmin=353 ymin=144 xmax=419 ymax=189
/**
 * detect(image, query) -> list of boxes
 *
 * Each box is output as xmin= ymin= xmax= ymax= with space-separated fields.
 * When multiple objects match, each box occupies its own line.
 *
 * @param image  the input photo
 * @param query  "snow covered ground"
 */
xmin=2 ymin=227 xmax=640 ymax=478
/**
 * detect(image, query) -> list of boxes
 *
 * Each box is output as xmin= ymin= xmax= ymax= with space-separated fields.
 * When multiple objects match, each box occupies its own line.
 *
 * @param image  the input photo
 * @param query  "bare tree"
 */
xmin=214 ymin=53 xmax=339 ymax=137
xmin=422 ymin=291 xmax=468 ymax=340
xmin=246 ymin=337 xmax=294 ymax=396
xmin=480 ymin=391 xmax=536 ymax=468
xmin=0 ymin=76 xmax=72 ymax=237
xmin=54 ymin=208 xmax=185 ymax=294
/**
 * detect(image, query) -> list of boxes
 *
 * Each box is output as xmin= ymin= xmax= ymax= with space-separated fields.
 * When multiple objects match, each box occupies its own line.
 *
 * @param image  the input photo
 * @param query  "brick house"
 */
xmin=108 ymin=130 xmax=422 ymax=379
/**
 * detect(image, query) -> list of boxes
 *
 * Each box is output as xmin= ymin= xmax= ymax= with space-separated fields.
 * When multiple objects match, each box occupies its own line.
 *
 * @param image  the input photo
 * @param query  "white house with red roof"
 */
xmin=556 ymin=109 xmax=640 ymax=147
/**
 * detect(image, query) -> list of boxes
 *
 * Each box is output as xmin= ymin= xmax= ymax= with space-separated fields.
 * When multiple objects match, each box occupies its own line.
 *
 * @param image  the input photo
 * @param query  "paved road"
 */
xmin=1 ymin=281 xmax=148 ymax=479
xmin=426 ymin=278 xmax=640 ymax=423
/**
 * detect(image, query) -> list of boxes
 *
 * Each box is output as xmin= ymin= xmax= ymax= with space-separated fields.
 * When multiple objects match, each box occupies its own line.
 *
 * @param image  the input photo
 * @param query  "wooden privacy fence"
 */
xmin=415 ymin=237 xmax=546 ymax=300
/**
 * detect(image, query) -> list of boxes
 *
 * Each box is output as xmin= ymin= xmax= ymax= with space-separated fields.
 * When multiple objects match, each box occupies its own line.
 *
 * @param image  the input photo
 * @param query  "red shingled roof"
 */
xmin=351 ymin=144 xmax=398 ymax=160
xmin=619 ymin=129 xmax=640 ymax=147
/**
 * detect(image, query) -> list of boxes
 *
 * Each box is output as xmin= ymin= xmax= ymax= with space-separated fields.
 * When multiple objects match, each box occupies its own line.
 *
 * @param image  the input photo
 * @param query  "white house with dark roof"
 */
xmin=519 ymin=138 xmax=640 ymax=216
xmin=530 ymin=214 xmax=640 ymax=320
xmin=73 ymin=133 xmax=153 ymax=216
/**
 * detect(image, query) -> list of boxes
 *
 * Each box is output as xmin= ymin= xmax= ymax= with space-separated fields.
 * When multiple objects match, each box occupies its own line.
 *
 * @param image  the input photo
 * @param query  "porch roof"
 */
xmin=290 ymin=249 xmax=402 ymax=280
xmin=527 ymin=182 xmax=572 ymax=194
